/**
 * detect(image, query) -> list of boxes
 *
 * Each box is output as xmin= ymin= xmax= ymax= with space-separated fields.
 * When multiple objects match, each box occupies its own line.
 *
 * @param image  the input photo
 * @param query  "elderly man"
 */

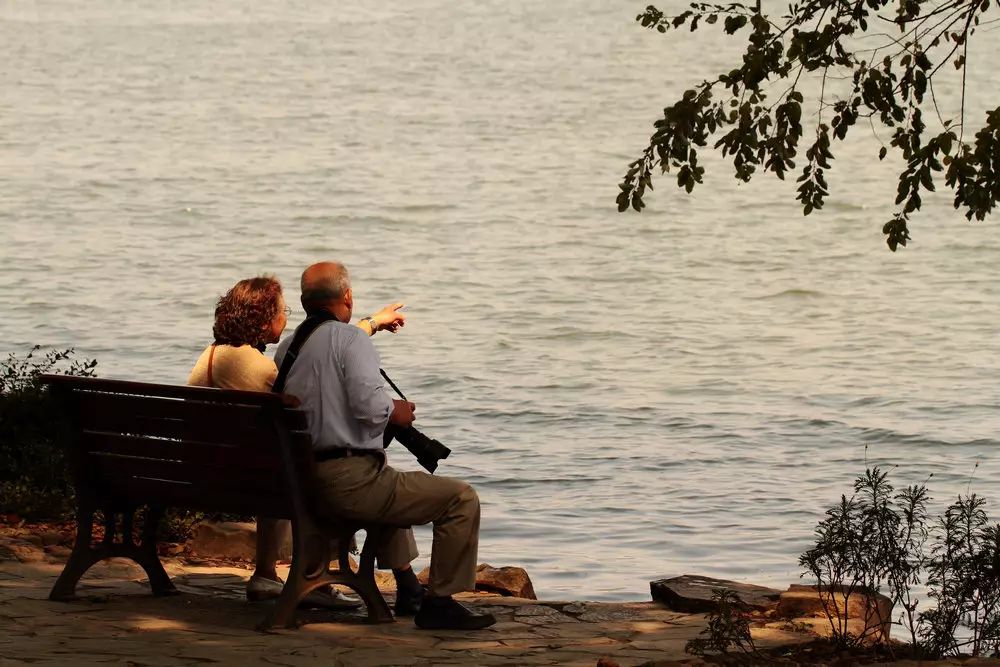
xmin=273 ymin=261 xmax=495 ymax=631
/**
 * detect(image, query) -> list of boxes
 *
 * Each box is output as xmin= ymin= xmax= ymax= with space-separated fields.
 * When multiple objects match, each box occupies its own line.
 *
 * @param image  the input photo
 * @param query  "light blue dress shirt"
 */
xmin=274 ymin=321 xmax=393 ymax=451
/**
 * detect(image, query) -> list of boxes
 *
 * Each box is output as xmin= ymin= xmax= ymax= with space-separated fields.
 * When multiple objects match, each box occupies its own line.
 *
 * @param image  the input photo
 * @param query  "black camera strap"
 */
xmin=272 ymin=311 xmax=339 ymax=395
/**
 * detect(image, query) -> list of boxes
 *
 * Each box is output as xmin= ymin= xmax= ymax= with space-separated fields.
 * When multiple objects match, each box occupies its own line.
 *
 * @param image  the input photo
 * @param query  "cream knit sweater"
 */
xmin=187 ymin=344 xmax=277 ymax=392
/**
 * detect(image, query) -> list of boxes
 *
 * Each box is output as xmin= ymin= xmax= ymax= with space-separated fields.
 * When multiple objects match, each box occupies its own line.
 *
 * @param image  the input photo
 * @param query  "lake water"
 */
xmin=2 ymin=1 xmax=999 ymax=601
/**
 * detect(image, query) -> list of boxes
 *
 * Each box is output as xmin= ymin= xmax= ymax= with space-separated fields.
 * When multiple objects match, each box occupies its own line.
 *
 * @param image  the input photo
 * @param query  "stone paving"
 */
xmin=0 ymin=550 xmax=815 ymax=667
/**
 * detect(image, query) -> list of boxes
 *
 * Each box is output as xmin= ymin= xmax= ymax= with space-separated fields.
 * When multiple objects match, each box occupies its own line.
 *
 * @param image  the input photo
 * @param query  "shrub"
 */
xmin=685 ymin=588 xmax=757 ymax=657
xmin=799 ymin=467 xmax=928 ymax=650
xmin=919 ymin=493 xmax=1000 ymax=657
xmin=802 ymin=465 xmax=1000 ymax=658
xmin=0 ymin=346 xmax=96 ymax=520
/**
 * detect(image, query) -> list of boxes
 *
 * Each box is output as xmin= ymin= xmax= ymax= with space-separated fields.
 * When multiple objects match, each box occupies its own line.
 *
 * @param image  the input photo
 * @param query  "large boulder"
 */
xmin=188 ymin=521 xmax=364 ymax=563
xmin=189 ymin=521 xmax=292 ymax=561
xmin=776 ymin=584 xmax=893 ymax=642
xmin=650 ymin=575 xmax=783 ymax=613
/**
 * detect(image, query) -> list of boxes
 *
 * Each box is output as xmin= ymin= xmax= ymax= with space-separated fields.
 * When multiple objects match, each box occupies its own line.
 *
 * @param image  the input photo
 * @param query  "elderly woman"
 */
xmin=188 ymin=275 xmax=405 ymax=608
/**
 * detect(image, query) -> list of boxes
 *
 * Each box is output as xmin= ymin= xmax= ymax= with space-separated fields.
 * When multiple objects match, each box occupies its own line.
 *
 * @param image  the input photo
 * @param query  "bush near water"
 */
xmin=0 ymin=347 xmax=238 ymax=540
xmin=690 ymin=466 xmax=1000 ymax=661
xmin=0 ymin=346 xmax=95 ymax=520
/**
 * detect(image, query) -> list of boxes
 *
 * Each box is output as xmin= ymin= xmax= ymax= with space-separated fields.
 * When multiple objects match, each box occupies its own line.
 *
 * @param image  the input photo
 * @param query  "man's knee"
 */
xmin=454 ymin=481 xmax=479 ymax=515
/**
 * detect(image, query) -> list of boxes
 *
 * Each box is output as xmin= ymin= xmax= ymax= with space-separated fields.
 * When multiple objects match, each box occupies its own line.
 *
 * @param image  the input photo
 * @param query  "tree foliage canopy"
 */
xmin=617 ymin=0 xmax=1000 ymax=250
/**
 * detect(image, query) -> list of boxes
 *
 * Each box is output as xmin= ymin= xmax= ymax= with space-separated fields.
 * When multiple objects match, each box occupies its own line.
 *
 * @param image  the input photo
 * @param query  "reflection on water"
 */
xmin=2 ymin=0 xmax=1000 ymax=600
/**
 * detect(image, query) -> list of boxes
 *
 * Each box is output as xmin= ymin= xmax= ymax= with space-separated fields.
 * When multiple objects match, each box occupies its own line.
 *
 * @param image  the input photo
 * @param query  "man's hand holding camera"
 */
xmin=391 ymin=399 xmax=416 ymax=427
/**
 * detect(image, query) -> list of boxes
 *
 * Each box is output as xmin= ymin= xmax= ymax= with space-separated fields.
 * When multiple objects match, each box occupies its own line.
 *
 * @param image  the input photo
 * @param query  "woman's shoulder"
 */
xmin=187 ymin=345 xmax=215 ymax=387
xmin=217 ymin=344 xmax=277 ymax=369
xmin=196 ymin=344 xmax=277 ymax=392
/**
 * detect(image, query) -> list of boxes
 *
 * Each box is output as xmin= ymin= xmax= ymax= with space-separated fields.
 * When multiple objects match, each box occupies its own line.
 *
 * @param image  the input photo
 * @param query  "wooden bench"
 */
xmin=40 ymin=374 xmax=395 ymax=630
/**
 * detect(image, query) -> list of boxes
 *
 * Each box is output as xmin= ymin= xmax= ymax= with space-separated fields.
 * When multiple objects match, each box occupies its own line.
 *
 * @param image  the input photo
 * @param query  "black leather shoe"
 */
xmin=394 ymin=585 xmax=425 ymax=617
xmin=414 ymin=596 xmax=496 ymax=630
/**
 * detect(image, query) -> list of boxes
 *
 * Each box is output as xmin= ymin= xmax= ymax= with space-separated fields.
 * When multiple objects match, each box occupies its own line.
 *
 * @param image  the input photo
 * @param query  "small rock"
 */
xmin=650 ymin=575 xmax=783 ymax=613
xmin=0 ymin=540 xmax=45 ymax=563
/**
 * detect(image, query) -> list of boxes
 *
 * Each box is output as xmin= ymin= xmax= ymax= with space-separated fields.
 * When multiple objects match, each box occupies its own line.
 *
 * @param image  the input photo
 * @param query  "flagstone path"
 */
xmin=0 ymin=551 xmax=813 ymax=666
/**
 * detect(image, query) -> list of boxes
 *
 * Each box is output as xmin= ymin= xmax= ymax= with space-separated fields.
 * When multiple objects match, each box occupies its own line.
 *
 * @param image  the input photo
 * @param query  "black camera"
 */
xmin=383 ymin=424 xmax=451 ymax=473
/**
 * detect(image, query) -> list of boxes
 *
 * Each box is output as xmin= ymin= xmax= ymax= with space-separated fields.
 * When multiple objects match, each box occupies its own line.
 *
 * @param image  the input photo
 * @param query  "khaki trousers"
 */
xmin=312 ymin=454 xmax=480 ymax=597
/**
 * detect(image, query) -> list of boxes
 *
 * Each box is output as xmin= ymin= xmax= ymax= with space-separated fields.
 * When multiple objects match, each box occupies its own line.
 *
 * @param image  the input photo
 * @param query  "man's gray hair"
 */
xmin=300 ymin=262 xmax=351 ymax=314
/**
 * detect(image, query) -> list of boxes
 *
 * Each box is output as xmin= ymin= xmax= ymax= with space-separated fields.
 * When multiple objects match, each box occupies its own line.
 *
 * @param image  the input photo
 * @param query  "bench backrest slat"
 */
xmin=80 ymin=431 xmax=280 ymax=472
xmin=73 ymin=393 xmax=281 ymax=448
xmin=42 ymin=373 xmax=287 ymax=406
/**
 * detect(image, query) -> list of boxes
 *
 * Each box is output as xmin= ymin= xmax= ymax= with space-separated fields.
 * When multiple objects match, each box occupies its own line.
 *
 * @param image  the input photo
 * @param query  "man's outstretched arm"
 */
xmin=357 ymin=302 xmax=406 ymax=336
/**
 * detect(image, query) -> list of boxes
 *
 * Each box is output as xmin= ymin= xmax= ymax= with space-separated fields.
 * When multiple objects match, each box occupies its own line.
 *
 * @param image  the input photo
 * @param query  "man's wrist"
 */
xmin=361 ymin=316 xmax=377 ymax=336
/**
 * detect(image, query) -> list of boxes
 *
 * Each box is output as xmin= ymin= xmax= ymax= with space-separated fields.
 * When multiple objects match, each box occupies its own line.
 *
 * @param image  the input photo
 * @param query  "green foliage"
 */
xmin=803 ymin=466 xmax=1000 ymax=658
xmin=160 ymin=510 xmax=206 ymax=543
xmin=799 ymin=467 xmax=918 ymax=649
xmin=0 ymin=346 xmax=97 ymax=519
xmin=620 ymin=0 xmax=1000 ymax=250
xmin=919 ymin=493 xmax=1000 ymax=657
xmin=685 ymin=588 xmax=757 ymax=657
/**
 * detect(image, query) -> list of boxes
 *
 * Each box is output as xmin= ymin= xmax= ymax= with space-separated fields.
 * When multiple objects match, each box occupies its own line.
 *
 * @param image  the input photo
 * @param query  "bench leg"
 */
xmin=135 ymin=507 xmax=178 ymax=597
xmin=49 ymin=504 xmax=177 ymax=601
xmin=50 ymin=500 xmax=101 ymax=601
xmin=257 ymin=523 xmax=394 ymax=631
xmin=353 ymin=526 xmax=393 ymax=624
xmin=258 ymin=523 xmax=333 ymax=631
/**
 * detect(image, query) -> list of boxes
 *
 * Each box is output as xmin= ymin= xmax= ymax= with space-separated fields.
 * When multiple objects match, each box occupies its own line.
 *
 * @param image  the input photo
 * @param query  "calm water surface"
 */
xmin=2 ymin=1 xmax=1000 ymax=600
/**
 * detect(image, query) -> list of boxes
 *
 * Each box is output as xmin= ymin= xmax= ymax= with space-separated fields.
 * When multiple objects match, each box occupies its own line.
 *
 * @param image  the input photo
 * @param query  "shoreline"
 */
xmin=0 ymin=551 xmax=803 ymax=667
xmin=5 ymin=526 xmax=1000 ymax=666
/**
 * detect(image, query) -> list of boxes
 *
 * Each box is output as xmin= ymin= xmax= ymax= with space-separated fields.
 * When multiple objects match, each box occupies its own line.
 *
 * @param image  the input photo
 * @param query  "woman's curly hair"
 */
xmin=212 ymin=276 xmax=283 ymax=347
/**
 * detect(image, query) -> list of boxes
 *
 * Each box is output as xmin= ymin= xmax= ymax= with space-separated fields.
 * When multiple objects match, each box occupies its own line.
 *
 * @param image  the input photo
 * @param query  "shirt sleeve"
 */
xmin=339 ymin=330 xmax=393 ymax=439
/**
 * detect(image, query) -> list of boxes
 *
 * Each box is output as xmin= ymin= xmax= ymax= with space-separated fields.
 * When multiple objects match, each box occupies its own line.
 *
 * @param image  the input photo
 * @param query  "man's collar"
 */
xmin=304 ymin=309 xmax=343 ymax=324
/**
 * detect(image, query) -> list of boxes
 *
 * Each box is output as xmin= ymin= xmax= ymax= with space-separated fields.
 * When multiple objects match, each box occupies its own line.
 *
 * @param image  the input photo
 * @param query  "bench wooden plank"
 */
xmin=42 ymin=374 xmax=288 ymax=406
xmin=79 ymin=431 xmax=280 ymax=471
xmin=71 ymin=392 xmax=308 ymax=439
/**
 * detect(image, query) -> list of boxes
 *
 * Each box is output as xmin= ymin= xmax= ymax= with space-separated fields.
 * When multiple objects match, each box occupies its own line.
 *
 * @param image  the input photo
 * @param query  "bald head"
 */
xmin=300 ymin=261 xmax=352 ymax=316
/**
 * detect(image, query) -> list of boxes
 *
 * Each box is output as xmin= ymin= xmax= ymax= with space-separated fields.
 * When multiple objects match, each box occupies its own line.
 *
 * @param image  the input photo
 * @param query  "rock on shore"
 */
xmin=650 ymin=575 xmax=782 ymax=613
